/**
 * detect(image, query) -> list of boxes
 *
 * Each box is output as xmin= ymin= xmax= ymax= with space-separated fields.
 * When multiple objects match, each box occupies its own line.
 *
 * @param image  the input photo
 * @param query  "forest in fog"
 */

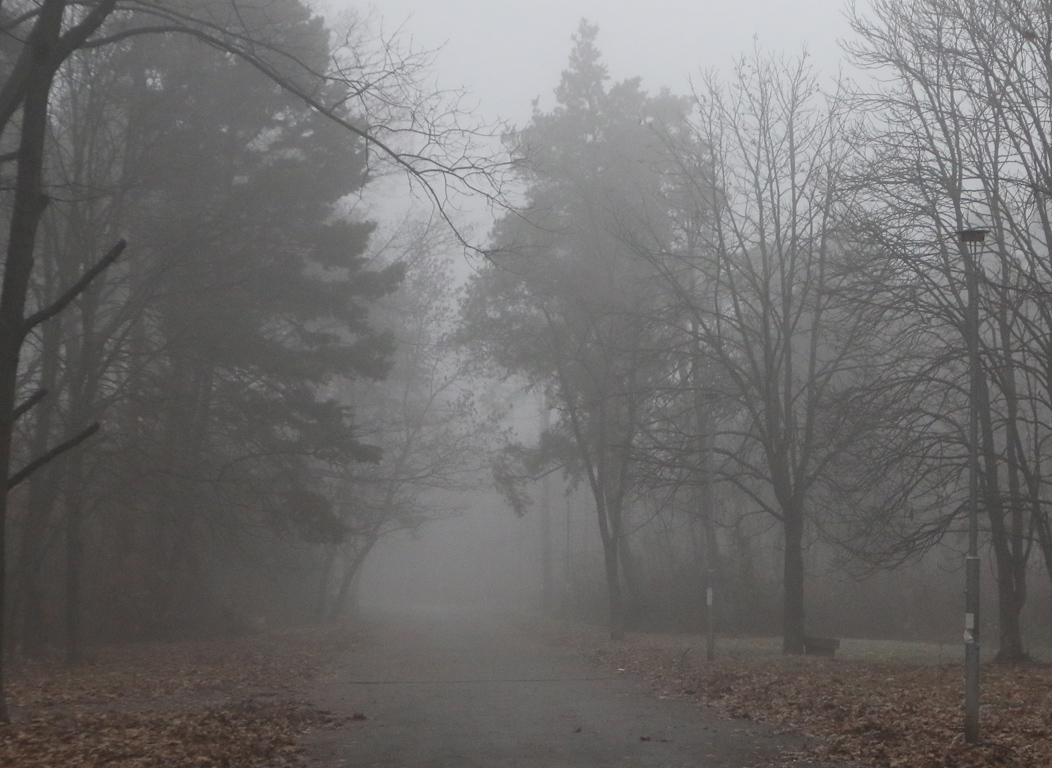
xmin=2 ymin=0 xmax=1052 ymax=726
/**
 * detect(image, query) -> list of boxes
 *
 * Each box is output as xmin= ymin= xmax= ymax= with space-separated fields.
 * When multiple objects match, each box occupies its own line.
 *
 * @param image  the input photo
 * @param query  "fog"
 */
xmin=360 ymin=483 xmax=1052 ymax=652
xmin=358 ymin=489 xmax=540 ymax=612
xmin=4 ymin=3 xmax=1052 ymax=728
xmin=352 ymin=0 xmax=856 ymax=126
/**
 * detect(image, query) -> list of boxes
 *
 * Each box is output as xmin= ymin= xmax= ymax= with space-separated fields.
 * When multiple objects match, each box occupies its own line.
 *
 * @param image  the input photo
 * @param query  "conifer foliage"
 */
xmin=0 ymin=0 xmax=493 ymax=723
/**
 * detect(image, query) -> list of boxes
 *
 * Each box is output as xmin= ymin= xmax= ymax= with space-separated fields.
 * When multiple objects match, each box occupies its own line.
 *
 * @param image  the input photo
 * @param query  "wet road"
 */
xmin=305 ymin=607 xmax=820 ymax=767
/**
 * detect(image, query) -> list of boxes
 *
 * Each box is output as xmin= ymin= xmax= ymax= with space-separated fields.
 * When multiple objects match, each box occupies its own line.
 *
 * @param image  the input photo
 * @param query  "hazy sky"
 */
xmin=319 ymin=0 xmax=866 ymax=602
xmin=346 ymin=0 xmax=861 ymax=127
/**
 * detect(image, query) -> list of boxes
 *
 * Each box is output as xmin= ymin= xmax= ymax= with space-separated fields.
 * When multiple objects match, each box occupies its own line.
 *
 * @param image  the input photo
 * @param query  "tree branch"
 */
xmin=81 ymin=9 xmax=508 ymax=255
xmin=13 ymin=388 xmax=47 ymax=421
xmin=8 ymin=422 xmax=100 ymax=490
xmin=22 ymin=239 xmax=125 ymax=339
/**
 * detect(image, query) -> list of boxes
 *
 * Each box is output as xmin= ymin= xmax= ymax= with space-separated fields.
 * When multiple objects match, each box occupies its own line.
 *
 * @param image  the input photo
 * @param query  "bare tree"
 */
xmin=320 ymin=224 xmax=495 ymax=621
xmin=649 ymin=51 xmax=872 ymax=653
xmin=842 ymin=0 xmax=1052 ymax=661
xmin=0 ymin=0 xmax=506 ymax=724
xmin=461 ymin=22 xmax=685 ymax=639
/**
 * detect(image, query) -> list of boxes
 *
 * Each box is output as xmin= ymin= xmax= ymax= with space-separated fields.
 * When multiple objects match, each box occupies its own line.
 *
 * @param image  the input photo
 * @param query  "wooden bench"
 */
xmin=802 ymin=636 xmax=840 ymax=657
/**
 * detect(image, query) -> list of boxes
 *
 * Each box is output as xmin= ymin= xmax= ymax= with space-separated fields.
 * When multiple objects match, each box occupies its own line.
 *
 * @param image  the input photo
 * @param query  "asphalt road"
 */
xmin=305 ymin=606 xmax=824 ymax=768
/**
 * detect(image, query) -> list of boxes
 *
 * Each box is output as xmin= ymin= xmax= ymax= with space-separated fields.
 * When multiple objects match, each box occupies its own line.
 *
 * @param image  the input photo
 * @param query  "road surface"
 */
xmin=305 ymin=606 xmax=827 ymax=767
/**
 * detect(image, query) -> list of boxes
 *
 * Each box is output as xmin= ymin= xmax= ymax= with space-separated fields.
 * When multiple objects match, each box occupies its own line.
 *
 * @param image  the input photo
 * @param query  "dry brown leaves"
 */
xmin=0 ymin=626 xmax=354 ymax=767
xmin=559 ymin=629 xmax=1052 ymax=768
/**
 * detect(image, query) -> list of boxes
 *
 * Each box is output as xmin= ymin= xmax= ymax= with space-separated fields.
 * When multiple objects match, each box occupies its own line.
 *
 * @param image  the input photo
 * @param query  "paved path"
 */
xmin=305 ymin=607 xmax=823 ymax=767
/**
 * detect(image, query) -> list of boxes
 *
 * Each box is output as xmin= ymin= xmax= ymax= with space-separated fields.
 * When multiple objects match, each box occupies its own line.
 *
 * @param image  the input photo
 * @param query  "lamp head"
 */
xmin=958 ymin=228 xmax=989 ymax=243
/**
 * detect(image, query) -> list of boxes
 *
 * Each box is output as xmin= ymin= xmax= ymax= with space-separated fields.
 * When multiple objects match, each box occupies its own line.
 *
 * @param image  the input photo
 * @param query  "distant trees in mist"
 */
xmin=462 ymin=22 xmax=685 ymax=640
xmin=464 ymin=2 xmax=1052 ymax=660
xmin=4 ymin=0 xmax=1052 ymax=732
xmin=0 ymin=0 xmax=501 ymax=722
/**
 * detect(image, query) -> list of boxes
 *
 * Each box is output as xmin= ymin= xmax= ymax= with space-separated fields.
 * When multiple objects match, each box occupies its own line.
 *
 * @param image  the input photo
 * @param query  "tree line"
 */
xmin=0 ymin=0 xmax=499 ymax=723
xmin=3 ymin=0 xmax=1051 ymax=730
xmin=463 ymin=0 xmax=1052 ymax=660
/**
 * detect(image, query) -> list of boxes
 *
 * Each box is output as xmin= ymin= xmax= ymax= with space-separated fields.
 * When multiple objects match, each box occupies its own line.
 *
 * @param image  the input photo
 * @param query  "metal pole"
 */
xmin=959 ymin=227 xmax=986 ymax=744
xmin=690 ymin=322 xmax=716 ymax=659
xmin=702 ymin=394 xmax=716 ymax=662
xmin=688 ymin=220 xmax=716 ymax=661
xmin=564 ymin=496 xmax=571 ymax=636
xmin=540 ymin=393 xmax=553 ymax=613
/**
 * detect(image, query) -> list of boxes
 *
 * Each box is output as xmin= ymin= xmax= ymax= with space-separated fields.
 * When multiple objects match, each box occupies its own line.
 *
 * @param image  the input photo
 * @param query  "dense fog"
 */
xmin=3 ymin=0 xmax=1052 ymax=731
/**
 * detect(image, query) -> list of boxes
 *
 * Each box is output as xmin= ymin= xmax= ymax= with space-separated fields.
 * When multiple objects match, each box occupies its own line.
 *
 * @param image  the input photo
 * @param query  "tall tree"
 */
xmin=0 ymin=0 xmax=504 ymax=722
xmin=647 ymin=52 xmax=869 ymax=653
xmin=843 ymin=0 xmax=1052 ymax=661
xmin=462 ymin=21 xmax=685 ymax=639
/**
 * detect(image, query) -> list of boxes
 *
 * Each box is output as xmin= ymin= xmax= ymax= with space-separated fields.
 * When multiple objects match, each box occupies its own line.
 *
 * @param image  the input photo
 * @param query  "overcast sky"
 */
xmin=319 ymin=1 xmax=867 ymax=587
xmin=344 ymin=0 xmax=863 ymax=127
xmin=314 ymin=0 xmax=867 ymax=229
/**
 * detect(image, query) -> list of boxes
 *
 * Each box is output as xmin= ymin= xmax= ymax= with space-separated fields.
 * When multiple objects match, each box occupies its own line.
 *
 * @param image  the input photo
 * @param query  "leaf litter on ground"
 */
xmin=1 ymin=625 xmax=356 ymax=767
xmin=549 ymin=622 xmax=1052 ymax=768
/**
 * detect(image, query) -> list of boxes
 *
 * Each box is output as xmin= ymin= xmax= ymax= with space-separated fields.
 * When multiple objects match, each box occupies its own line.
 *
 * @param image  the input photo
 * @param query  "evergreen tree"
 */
xmin=462 ymin=21 xmax=686 ymax=639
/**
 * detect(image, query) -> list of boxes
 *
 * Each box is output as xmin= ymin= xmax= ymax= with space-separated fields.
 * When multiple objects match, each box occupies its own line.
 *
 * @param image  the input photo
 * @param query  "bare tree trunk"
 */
xmin=618 ymin=533 xmax=641 ymax=626
xmin=64 ymin=447 xmax=87 ymax=665
xmin=12 ymin=313 xmax=63 ymax=658
xmin=62 ymin=251 xmax=105 ymax=664
xmin=602 ymin=536 xmax=625 ymax=640
xmin=976 ymin=370 xmax=1028 ymax=661
xmin=0 ymin=5 xmax=66 ymax=720
xmin=328 ymin=538 xmax=377 ymax=622
xmin=315 ymin=545 xmax=337 ymax=622
xmin=782 ymin=504 xmax=806 ymax=654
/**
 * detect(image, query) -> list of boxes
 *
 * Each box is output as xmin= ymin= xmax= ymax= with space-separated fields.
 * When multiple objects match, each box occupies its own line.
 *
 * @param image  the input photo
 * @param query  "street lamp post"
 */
xmin=958 ymin=227 xmax=987 ymax=744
